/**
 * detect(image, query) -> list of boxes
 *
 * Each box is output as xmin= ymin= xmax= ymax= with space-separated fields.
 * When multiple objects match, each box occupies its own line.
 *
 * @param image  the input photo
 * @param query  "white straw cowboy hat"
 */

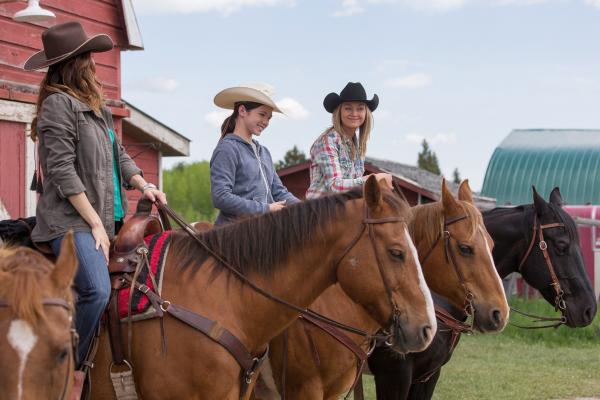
xmin=214 ymin=83 xmax=283 ymax=113
xmin=24 ymin=21 xmax=113 ymax=71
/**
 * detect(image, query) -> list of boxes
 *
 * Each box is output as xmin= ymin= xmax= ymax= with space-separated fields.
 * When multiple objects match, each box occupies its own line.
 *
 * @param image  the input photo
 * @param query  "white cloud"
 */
xmin=405 ymin=132 xmax=457 ymax=145
xmin=133 ymin=0 xmax=296 ymax=16
xmin=277 ymin=98 xmax=310 ymax=119
xmin=585 ymin=0 xmax=600 ymax=9
xmin=333 ymin=0 xmax=365 ymax=16
xmin=366 ymin=0 xmax=467 ymax=12
xmin=205 ymin=110 xmax=231 ymax=128
xmin=386 ymin=73 xmax=433 ymax=89
xmin=128 ymin=77 xmax=179 ymax=93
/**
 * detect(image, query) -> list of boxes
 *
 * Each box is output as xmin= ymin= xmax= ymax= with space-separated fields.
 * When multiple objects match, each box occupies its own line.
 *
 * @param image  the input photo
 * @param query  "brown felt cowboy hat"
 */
xmin=24 ymin=21 xmax=113 ymax=71
xmin=214 ymin=83 xmax=283 ymax=113
xmin=323 ymin=82 xmax=379 ymax=113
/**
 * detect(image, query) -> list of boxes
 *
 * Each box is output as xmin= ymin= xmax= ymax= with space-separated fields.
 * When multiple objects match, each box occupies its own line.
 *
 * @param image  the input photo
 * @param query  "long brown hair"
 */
xmin=31 ymin=52 xmax=104 ymax=141
xmin=322 ymin=104 xmax=373 ymax=159
xmin=220 ymin=101 xmax=263 ymax=139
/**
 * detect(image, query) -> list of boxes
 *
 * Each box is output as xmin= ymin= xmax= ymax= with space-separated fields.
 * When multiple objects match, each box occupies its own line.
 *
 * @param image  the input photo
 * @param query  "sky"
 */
xmin=122 ymin=0 xmax=600 ymax=191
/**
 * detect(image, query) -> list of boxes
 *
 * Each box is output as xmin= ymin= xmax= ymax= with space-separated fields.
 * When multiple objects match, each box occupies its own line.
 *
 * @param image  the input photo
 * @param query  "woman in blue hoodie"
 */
xmin=210 ymin=84 xmax=300 ymax=225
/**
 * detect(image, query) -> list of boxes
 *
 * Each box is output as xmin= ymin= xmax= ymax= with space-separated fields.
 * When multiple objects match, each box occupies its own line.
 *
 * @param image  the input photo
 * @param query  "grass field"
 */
xmin=351 ymin=299 xmax=600 ymax=400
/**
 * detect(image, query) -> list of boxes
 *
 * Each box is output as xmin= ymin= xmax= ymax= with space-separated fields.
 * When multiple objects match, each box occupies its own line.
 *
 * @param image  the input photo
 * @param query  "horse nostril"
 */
xmin=421 ymin=325 xmax=432 ymax=342
xmin=584 ymin=306 xmax=595 ymax=323
xmin=491 ymin=309 xmax=502 ymax=326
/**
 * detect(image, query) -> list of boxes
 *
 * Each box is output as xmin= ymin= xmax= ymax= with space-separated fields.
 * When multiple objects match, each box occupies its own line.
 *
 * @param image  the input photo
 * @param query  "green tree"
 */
xmin=275 ymin=145 xmax=307 ymax=170
xmin=453 ymin=167 xmax=461 ymax=184
xmin=162 ymin=161 xmax=217 ymax=223
xmin=417 ymin=139 xmax=441 ymax=175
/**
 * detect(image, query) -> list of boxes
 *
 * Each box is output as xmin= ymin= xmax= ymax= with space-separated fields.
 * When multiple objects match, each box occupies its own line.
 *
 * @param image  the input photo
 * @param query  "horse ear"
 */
xmin=364 ymin=175 xmax=382 ymax=210
xmin=441 ymin=178 xmax=460 ymax=214
xmin=457 ymin=179 xmax=474 ymax=204
xmin=532 ymin=186 xmax=549 ymax=216
xmin=51 ymin=231 xmax=78 ymax=292
xmin=549 ymin=187 xmax=563 ymax=207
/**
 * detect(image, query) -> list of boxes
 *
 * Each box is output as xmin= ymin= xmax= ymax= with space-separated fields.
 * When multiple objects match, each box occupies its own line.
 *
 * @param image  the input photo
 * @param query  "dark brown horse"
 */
xmin=90 ymin=176 xmax=436 ymax=399
xmin=259 ymin=180 xmax=508 ymax=399
xmin=368 ymin=185 xmax=597 ymax=400
xmin=0 ymin=232 xmax=78 ymax=400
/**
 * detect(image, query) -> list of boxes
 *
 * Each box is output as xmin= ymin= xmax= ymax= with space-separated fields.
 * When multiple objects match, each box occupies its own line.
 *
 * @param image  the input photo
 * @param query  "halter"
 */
xmin=511 ymin=212 xmax=567 ymax=329
xmin=0 ymin=298 xmax=76 ymax=400
xmin=420 ymin=214 xmax=476 ymax=321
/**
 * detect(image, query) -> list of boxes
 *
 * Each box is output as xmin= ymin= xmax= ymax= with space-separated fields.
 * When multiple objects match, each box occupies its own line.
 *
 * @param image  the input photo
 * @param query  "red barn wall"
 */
xmin=121 ymin=134 xmax=159 ymax=216
xmin=0 ymin=121 xmax=25 ymax=218
xmin=0 ymin=1 xmax=144 ymax=219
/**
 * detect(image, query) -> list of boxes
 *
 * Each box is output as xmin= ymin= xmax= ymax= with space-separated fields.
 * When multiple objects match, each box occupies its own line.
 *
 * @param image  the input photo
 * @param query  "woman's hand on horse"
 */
xmin=143 ymin=187 xmax=168 ymax=205
xmin=269 ymin=201 xmax=286 ymax=212
xmin=372 ymin=173 xmax=393 ymax=189
xmin=91 ymin=224 xmax=110 ymax=263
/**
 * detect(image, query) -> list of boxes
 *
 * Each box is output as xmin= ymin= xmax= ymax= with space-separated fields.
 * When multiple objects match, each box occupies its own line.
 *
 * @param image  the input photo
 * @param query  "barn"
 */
xmin=278 ymin=156 xmax=496 ymax=209
xmin=0 ymin=0 xmax=189 ymax=220
xmin=481 ymin=129 xmax=600 ymax=298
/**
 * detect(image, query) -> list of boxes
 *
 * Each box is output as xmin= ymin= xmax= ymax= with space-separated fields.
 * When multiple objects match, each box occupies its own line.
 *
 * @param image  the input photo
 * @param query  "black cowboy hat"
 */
xmin=323 ymin=82 xmax=379 ymax=113
xmin=24 ymin=21 xmax=113 ymax=71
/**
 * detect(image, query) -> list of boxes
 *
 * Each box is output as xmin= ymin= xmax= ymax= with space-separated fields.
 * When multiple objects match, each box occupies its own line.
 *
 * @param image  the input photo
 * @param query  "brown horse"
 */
xmin=0 ymin=232 xmax=78 ymax=400
xmin=90 ymin=176 xmax=436 ymax=399
xmin=262 ymin=180 xmax=509 ymax=399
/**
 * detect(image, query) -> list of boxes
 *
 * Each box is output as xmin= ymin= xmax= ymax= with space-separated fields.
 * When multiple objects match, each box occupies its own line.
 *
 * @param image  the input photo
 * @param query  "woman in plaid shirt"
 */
xmin=306 ymin=82 xmax=392 ymax=199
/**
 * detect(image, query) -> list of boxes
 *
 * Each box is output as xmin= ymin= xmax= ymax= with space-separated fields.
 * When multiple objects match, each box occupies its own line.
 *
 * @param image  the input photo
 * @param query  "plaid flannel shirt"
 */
xmin=306 ymin=128 xmax=365 ymax=199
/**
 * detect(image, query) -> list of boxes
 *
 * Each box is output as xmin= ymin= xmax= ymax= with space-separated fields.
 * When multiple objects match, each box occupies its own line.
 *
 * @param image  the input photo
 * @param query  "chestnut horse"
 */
xmin=0 ymin=232 xmax=78 ymax=400
xmin=261 ymin=180 xmax=509 ymax=399
xmin=368 ymin=186 xmax=597 ymax=400
xmin=90 ymin=177 xmax=436 ymax=399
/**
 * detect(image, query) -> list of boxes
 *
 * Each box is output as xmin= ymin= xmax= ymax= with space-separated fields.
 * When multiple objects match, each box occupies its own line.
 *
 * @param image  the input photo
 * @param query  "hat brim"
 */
xmin=323 ymin=93 xmax=379 ymax=113
xmin=24 ymin=34 xmax=114 ymax=71
xmin=214 ymin=86 xmax=282 ymax=114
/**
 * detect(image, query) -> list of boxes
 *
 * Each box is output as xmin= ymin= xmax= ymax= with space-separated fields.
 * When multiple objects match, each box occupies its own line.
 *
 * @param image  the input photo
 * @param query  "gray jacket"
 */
xmin=31 ymin=92 xmax=142 ymax=243
xmin=210 ymin=134 xmax=299 ymax=224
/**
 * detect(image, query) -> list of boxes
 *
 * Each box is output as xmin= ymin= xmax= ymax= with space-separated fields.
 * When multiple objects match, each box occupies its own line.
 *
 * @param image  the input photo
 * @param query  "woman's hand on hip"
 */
xmin=91 ymin=225 xmax=110 ymax=264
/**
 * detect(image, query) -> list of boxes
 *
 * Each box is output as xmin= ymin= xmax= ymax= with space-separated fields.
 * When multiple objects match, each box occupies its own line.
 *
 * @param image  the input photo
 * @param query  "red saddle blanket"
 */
xmin=117 ymin=231 xmax=172 ymax=320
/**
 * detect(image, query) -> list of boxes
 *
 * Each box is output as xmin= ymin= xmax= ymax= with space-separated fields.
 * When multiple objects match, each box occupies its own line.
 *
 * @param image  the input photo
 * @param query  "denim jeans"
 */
xmin=51 ymin=232 xmax=111 ymax=368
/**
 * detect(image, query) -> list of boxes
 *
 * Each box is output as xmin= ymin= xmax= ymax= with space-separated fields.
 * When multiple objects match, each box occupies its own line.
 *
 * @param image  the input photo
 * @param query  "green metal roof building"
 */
xmin=481 ymin=129 xmax=600 ymax=205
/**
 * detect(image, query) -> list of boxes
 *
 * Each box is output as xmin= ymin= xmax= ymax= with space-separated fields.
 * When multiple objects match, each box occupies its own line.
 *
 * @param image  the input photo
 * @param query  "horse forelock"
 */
xmin=0 ymin=247 xmax=54 ymax=328
xmin=410 ymin=200 xmax=482 ymax=251
xmin=170 ymin=187 xmax=409 ymax=278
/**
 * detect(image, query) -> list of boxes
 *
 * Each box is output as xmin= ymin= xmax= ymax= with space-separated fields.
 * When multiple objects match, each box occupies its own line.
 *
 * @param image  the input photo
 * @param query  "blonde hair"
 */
xmin=323 ymin=105 xmax=373 ymax=159
xmin=31 ymin=52 xmax=104 ymax=142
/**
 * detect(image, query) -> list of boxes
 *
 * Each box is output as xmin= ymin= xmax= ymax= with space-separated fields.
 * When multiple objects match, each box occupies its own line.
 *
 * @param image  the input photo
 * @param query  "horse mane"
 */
xmin=0 ymin=246 xmax=57 ymax=328
xmin=170 ymin=188 xmax=408 ymax=277
xmin=410 ymin=201 xmax=482 ymax=251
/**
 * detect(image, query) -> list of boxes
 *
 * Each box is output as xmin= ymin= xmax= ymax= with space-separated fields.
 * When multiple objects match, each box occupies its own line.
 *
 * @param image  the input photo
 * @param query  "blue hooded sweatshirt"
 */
xmin=210 ymin=134 xmax=300 ymax=225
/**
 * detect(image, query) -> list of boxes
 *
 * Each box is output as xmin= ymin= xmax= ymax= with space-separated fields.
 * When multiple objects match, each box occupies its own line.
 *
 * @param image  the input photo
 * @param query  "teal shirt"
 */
xmin=108 ymin=129 xmax=125 ymax=220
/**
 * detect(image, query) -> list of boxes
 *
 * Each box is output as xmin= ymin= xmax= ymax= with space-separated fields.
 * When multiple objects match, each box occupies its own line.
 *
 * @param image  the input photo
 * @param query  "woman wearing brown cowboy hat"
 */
xmin=24 ymin=21 xmax=167 ymax=398
xmin=306 ymin=82 xmax=392 ymax=199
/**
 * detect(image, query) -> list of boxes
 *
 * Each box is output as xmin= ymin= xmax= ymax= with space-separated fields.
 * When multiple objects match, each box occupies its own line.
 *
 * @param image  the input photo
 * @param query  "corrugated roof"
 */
xmin=481 ymin=129 xmax=600 ymax=205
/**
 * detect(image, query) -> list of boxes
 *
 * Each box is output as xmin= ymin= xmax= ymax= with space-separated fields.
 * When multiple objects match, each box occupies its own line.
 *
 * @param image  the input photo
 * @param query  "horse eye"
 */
xmin=458 ymin=244 xmax=473 ymax=256
xmin=555 ymin=242 xmax=568 ymax=255
xmin=57 ymin=347 xmax=69 ymax=363
xmin=388 ymin=249 xmax=405 ymax=262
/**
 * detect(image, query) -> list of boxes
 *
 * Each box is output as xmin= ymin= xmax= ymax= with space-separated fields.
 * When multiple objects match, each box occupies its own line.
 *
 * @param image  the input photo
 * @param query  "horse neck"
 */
xmin=482 ymin=207 xmax=531 ymax=278
xmin=231 ymin=201 xmax=366 ymax=351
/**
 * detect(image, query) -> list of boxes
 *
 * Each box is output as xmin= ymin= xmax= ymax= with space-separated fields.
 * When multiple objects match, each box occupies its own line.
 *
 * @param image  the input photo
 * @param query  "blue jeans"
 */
xmin=52 ymin=232 xmax=111 ymax=368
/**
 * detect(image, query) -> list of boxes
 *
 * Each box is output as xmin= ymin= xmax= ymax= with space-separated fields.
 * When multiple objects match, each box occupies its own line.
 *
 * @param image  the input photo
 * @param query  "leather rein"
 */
xmin=510 ymin=212 xmax=567 ymax=329
xmin=0 ymin=298 xmax=76 ymax=400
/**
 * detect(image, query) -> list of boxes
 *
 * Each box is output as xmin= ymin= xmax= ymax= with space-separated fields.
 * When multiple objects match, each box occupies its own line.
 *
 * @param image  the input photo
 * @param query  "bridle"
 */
xmin=0 ymin=298 xmax=77 ymax=400
xmin=420 ymin=214 xmax=476 ymax=322
xmin=511 ymin=211 xmax=568 ymax=329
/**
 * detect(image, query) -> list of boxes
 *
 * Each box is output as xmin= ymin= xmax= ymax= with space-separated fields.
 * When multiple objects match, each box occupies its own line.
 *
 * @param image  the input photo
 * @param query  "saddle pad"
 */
xmin=118 ymin=231 xmax=172 ymax=320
